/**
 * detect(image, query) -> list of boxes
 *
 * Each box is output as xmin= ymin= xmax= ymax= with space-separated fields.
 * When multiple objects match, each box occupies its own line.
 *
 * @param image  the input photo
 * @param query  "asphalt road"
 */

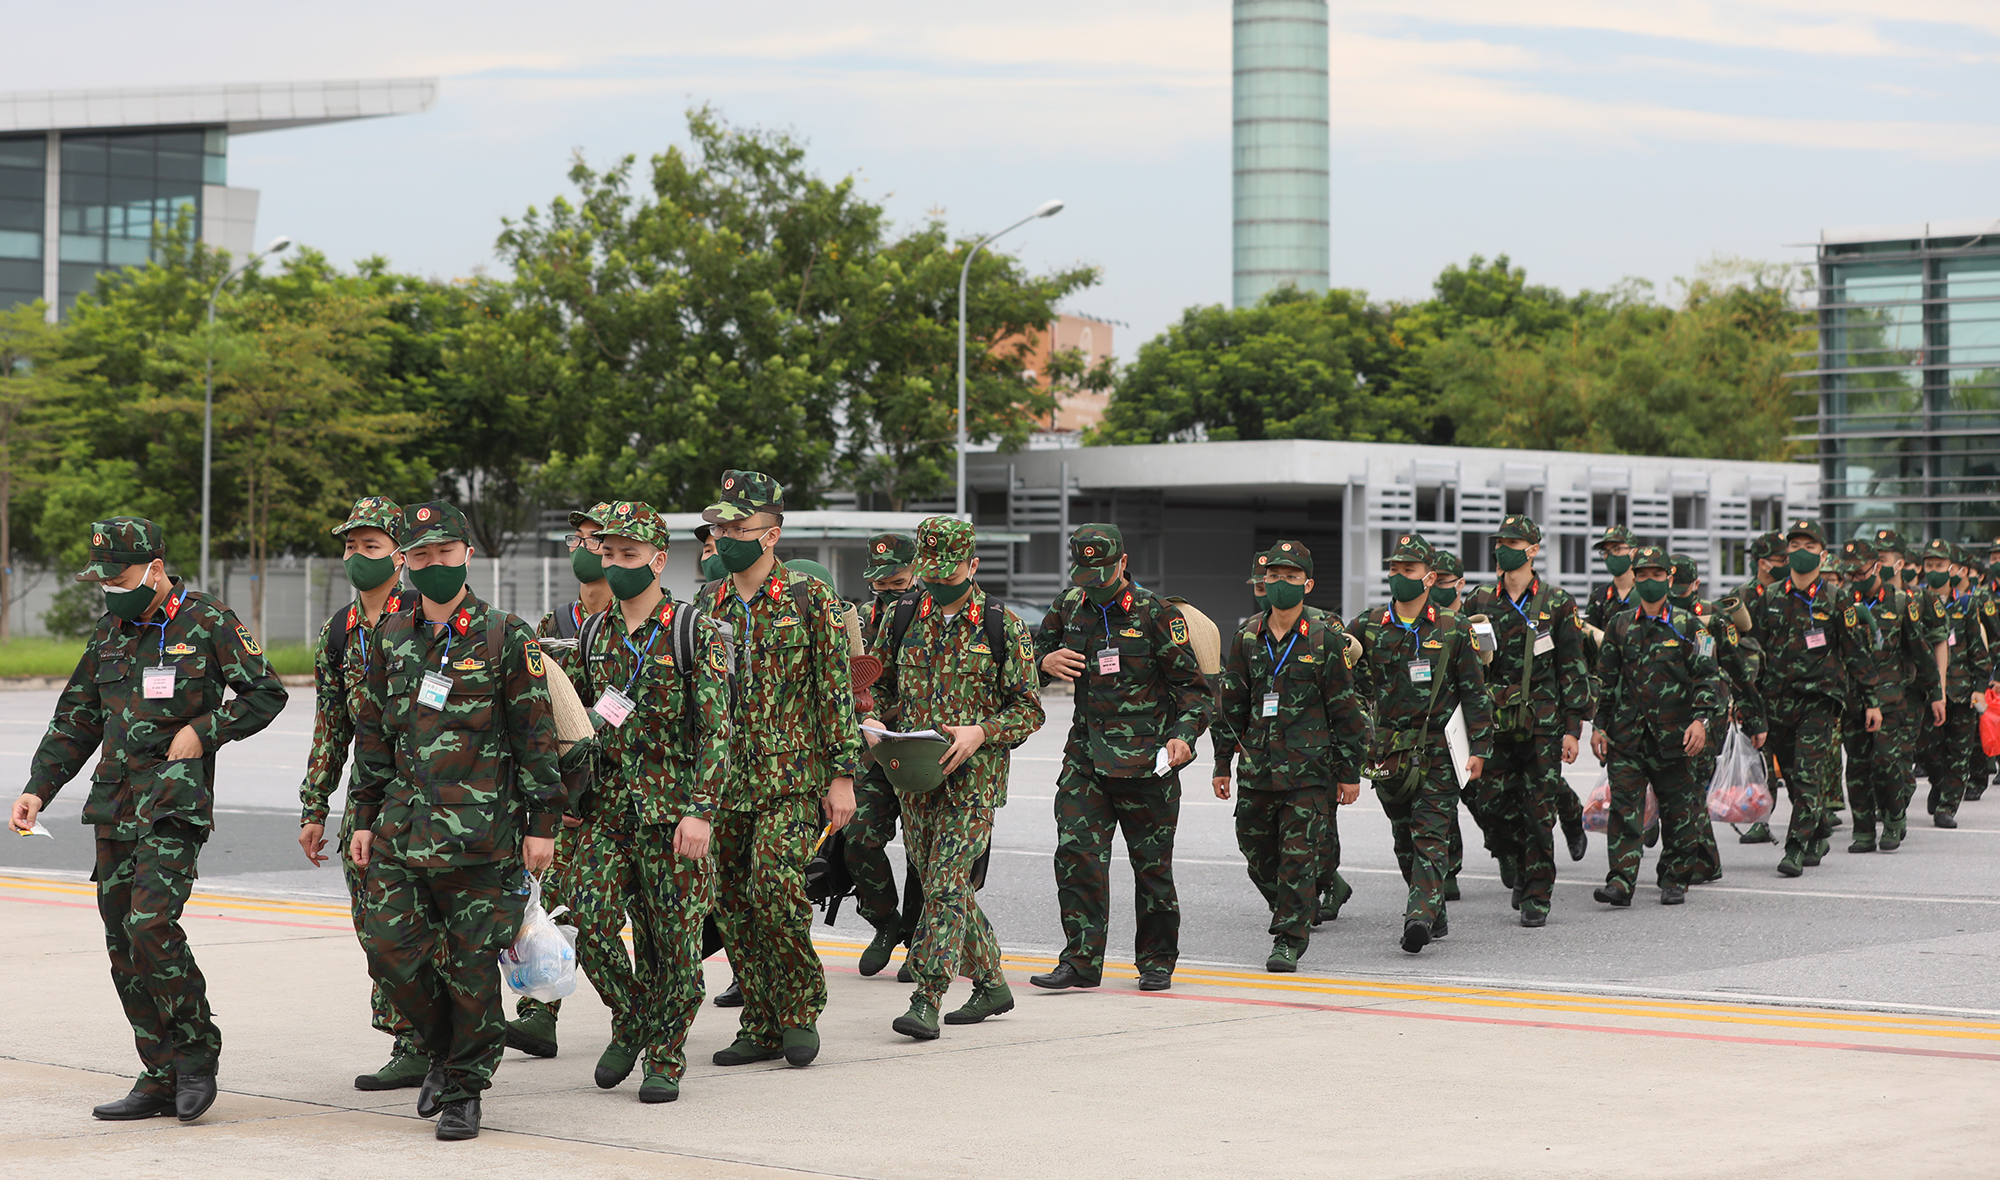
xmin=7 ymin=687 xmax=1998 ymax=1013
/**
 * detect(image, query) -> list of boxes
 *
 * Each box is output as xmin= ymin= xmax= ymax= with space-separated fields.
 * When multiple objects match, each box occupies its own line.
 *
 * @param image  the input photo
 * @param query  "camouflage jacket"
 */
xmin=27 ymin=579 xmax=287 ymax=840
xmin=869 ymin=584 xmax=1045 ymax=808
xmin=1211 ymin=606 xmax=1369 ymax=791
xmin=1848 ymin=585 xmax=1944 ymax=709
xmin=1462 ymin=577 xmax=1591 ymax=738
xmin=1747 ymin=575 xmax=1878 ymax=715
xmin=535 ymin=600 xmax=592 ymax=679
xmin=1347 ymin=601 xmax=1494 ymax=761
xmin=351 ymin=588 xmax=566 ymax=868
xmin=300 ymin=587 xmax=406 ymax=825
xmin=1034 ymin=584 xmax=1212 ymax=779
xmin=710 ymin=566 xmax=862 ymax=808
xmin=1933 ymin=589 xmax=1999 ymax=702
xmin=576 ymin=594 xmax=730 ymax=826
xmin=1584 ymin=581 xmax=1638 ymax=633
xmin=1593 ymin=604 xmax=1726 ymax=751
xmin=1682 ymin=598 xmax=1766 ymax=737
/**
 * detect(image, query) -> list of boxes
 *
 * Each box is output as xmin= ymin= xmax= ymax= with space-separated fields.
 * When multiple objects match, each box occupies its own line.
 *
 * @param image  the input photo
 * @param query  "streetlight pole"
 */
xmin=956 ymin=199 xmax=1064 ymax=520
xmin=201 ymin=235 xmax=291 ymax=594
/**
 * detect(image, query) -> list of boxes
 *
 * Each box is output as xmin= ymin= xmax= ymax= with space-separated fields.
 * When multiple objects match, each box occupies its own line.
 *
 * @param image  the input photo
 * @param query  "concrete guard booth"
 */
xmin=965 ymin=440 xmax=1817 ymax=629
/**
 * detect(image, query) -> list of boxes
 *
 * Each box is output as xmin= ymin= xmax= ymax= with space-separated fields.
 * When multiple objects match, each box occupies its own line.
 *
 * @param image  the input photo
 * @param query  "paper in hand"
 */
xmin=13 ymin=819 xmax=52 ymax=839
xmin=1154 ymin=747 xmax=1174 ymax=776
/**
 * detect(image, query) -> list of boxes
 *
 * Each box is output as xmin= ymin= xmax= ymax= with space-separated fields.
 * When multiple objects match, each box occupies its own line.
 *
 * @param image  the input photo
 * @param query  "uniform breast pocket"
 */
xmin=751 ymin=628 xmax=813 ymax=753
xmin=443 ymin=680 xmax=497 ymax=732
xmin=422 ymin=776 xmax=502 ymax=854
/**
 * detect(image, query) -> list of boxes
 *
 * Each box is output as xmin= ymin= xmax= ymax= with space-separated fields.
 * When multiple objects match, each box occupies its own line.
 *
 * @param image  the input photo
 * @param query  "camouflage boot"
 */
xmin=354 ymin=1037 xmax=430 ymax=1091
xmin=1266 ymin=936 xmax=1303 ymax=973
xmin=1739 ymin=821 xmax=1774 ymax=844
xmin=1848 ymin=819 xmax=1877 ymax=853
xmin=1316 ymin=874 xmax=1353 ymax=924
xmin=944 ymin=981 xmax=1016 ymax=1025
xmin=859 ymin=920 xmax=901 ymax=978
xmin=504 ymin=1003 xmax=558 ymax=1059
xmin=1880 ymin=816 xmax=1908 ymax=851
xmin=892 ymin=997 xmax=941 ymax=1041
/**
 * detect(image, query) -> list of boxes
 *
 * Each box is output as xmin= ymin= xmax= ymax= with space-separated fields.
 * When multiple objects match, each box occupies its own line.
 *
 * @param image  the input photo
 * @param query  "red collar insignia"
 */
xmin=346 ymin=605 xmax=360 ymax=632
xmin=1297 ymin=617 xmax=1310 ymax=636
xmin=1381 ymin=609 xmax=1393 ymax=625
xmin=657 ymin=600 xmax=675 ymax=628
xmin=572 ymin=602 xmax=586 ymax=629
xmin=163 ymin=587 xmax=187 ymax=622
xmin=714 ymin=581 xmax=729 ymax=610
xmin=452 ymin=607 xmax=472 ymax=637
xmin=1425 ymin=604 xmax=1437 ymax=624
xmin=384 ymin=594 xmax=402 ymax=614
xmin=767 ymin=572 xmax=786 ymax=599
xmin=967 ymin=599 xmax=983 ymax=626
xmin=919 ymin=596 xmax=934 ymax=619
xmin=1119 ymin=589 xmax=1134 ymax=613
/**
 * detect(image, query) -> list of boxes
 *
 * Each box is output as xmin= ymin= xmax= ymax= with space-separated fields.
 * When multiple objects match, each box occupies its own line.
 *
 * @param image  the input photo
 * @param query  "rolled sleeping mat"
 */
xmin=539 ymin=656 xmax=597 ymax=751
xmin=1466 ymin=614 xmax=1497 ymax=665
xmin=1716 ymin=596 xmax=1752 ymax=634
xmin=1163 ymin=596 xmax=1224 ymax=676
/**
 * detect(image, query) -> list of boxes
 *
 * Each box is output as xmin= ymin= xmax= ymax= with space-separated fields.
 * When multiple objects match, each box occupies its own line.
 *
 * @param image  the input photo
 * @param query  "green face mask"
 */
xmin=571 ymin=545 xmax=605 ymax=584
xmin=1263 ymin=580 xmax=1306 ymax=610
xmin=604 ymin=562 xmax=659 ymax=601
xmin=344 ymin=553 xmax=397 ymax=592
xmin=1669 ymin=592 xmax=1696 ymax=611
xmin=1389 ymin=574 xmax=1427 ymax=603
xmin=1495 ymin=546 xmax=1529 ymax=572
xmin=714 ymin=533 xmax=767 ymax=574
xmin=699 ymin=554 xmax=729 ymax=583
xmin=103 ymin=564 xmax=158 ymax=622
xmin=407 ymin=560 xmax=468 ymax=604
xmin=1788 ymin=549 xmax=1821 ymax=576
xmin=1083 ymin=581 xmax=1123 ymax=606
xmin=925 ymin=578 xmax=972 ymax=606
xmin=1926 ymin=569 xmax=1950 ymax=589
xmin=1856 ymin=574 xmax=1878 ymax=597
xmin=1428 ymin=584 xmax=1458 ymax=609
xmin=1635 ymin=577 xmax=1671 ymax=603
xmin=1603 ymin=554 xmax=1633 ymax=577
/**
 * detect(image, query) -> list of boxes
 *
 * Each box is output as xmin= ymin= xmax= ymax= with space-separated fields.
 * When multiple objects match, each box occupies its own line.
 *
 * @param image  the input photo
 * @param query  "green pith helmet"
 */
xmin=876 ymin=736 xmax=952 ymax=794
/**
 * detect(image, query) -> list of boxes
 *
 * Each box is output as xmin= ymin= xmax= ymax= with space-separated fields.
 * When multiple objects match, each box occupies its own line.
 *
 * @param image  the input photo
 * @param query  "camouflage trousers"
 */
xmin=1845 ymin=696 xmax=1924 ymax=828
xmin=360 ymin=856 xmax=527 ymax=1105
xmin=551 ymin=806 xmax=664 ymax=1047
xmin=1688 ymin=748 xmax=1721 ymax=880
xmin=1315 ymin=799 xmax=1344 ymax=900
xmin=1604 ymin=735 xmax=1705 ymax=892
xmin=1377 ymin=742 xmax=1458 ymax=928
xmin=713 ymin=795 xmax=828 ymax=1047
xmin=901 ymin=793 xmax=1002 ymax=1005
xmin=624 ymin=824 xmax=714 ymax=1080
xmin=1764 ymin=702 xmax=1841 ymax=856
xmin=845 ymin=765 xmax=924 ymax=939
xmin=337 ymin=803 xmax=415 ymax=1042
xmin=1235 ymin=785 xmax=1328 ymax=943
xmin=94 ymin=818 xmax=221 ymax=1099
xmin=1052 ymin=764 xmax=1182 ymax=982
xmin=1485 ymin=731 xmax=1564 ymax=912
xmin=1916 ymin=700 xmax=1976 ymax=818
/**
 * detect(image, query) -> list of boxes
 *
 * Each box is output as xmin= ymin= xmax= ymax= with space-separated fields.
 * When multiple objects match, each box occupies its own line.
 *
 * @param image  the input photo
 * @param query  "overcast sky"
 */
xmin=14 ymin=1 xmax=2000 ymax=354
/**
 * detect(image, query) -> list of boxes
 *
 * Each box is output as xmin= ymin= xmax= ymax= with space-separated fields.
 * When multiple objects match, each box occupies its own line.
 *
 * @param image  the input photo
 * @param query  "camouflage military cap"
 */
xmin=1669 ymin=554 xmax=1698 ymax=587
xmin=1785 ymin=518 xmax=1827 ymax=546
xmin=692 ymin=523 xmax=713 ymax=543
xmin=1592 ymin=524 xmax=1636 ymax=551
xmin=1822 ymin=557 xmax=1853 ymax=578
xmin=1385 ymin=531 xmax=1436 ymax=567
xmin=1952 ymin=542 xmax=1976 ymax=567
xmin=1431 ymin=549 xmax=1464 ymax=579
xmin=702 ymin=469 xmax=785 ymax=525
xmin=1871 ymin=527 xmax=1905 ymax=555
xmin=864 ymin=532 xmax=918 ymax=580
xmin=1255 ymin=540 xmax=1313 ymax=576
xmin=1920 ymin=537 xmax=1954 ymax=563
xmin=1630 ymin=546 xmax=1671 ymax=574
xmin=1750 ymin=530 xmax=1786 ymax=561
xmin=1841 ymin=536 xmax=1877 ymax=564
xmin=77 ymin=516 xmax=165 ymax=583
xmin=399 ymin=501 xmax=473 ymax=551
xmin=785 ymin=558 xmax=834 ymax=585
xmin=1068 ymin=524 xmax=1125 ymax=587
xmin=914 ymin=517 xmax=976 ymax=579
xmin=332 ymin=495 xmax=403 ymax=541
xmin=1497 ymin=514 xmax=1542 ymax=543
xmin=594 ymin=500 xmax=671 ymax=549
xmin=568 ymin=501 xmax=614 ymax=529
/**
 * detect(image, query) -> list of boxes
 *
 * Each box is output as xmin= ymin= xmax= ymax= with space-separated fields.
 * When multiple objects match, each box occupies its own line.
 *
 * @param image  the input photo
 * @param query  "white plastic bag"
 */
xmin=1582 ymin=774 xmax=1657 ymax=833
xmin=1707 ymin=724 xmax=1774 ymax=824
xmin=499 ymin=873 xmax=578 ymax=1002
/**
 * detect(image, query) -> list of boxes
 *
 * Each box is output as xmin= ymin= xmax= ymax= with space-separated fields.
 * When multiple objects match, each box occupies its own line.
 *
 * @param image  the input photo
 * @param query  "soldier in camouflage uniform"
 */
xmin=1424 ymin=550 xmax=1471 ymax=900
xmin=1664 ymin=553 xmax=1730 ymax=880
xmin=1211 ymin=541 xmax=1366 ymax=971
xmin=558 ymin=502 xmax=730 ymax=1102
xmin=1462 ymin=516 xmax=1591 ymax=928
xmin=1958 ymin=545 xmax=1996 ymax=805
xmin=1729 ymin=530 xmax=1793 ymax=845
xmin=1914 ymin=539 xmax=1996 ymax=829
xmin=297 ymin=496 xmax=430 ymax=1090
xmin=1585 ymin=524 xmax=1639 ymax=633
xmin=349 ymin=501 xmax=566 ymax=1141
xmin=1749 ymin=520 xmax=1880 ymax=877
xmin=865 ymin=518 xmax=1044 ymax=1037
xmin=1348 ymin=532 xmax=1493 ymax=953
xmin=701 ymin=471 xmax=860 ymax=1069
xmin=15 ymin=517 xmax=287 ymax=1123
xmin=848 ymin=531 xmax=926 ymax=979
xmin=1590 ymin=548 xmax=1726 ymax=905
xmin=504 ymin=502 xmax=646 ymax=1060
xmin=1030 ymin=524 xmax=1211 ymax=991
xmin=1839 ymin=537 xmax=1945 ymax=853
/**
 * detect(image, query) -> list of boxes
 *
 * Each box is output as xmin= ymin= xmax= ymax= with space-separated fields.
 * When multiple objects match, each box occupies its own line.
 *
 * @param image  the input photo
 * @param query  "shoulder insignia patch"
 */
xmin=1725 ymin=623 xmax=1739 ymax=646
xmin=524 ymin=645 xmax=545 ymax=678
xmin=1910 ymin=600 xmax=1921 ymax=621
xmin=1986 ymin=601 xmax=1996 ymax=617
xmin=1169 ymin=617 xmax=1190 ymax=646
xmin=1844 ymin=606 xmax=1858 ymax=627
xmin=709 ymin=638 xmax=728 ymax=673
xmin=236 ymin=624 xmax=262 ymax=656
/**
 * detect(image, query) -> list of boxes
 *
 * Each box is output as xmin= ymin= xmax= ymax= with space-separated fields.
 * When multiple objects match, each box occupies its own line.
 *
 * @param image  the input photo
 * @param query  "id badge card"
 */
xmin=142 ymin=665 xmax=176 ymax=700
xmin=1949 ymin=631 xmax=1958 ymax=647
xmin=1261 ymin=692 xmax=1280 ymax=719
xmin=1532 ymin=631 xmax=1555 ymax=656
xmin=594 ymin=687 xmax=635 ymax=727
xmin=1096 ymin=647 xmax=1121 ymax=676
xmin=1697 ymin=632 xmax=1715 ymax=659
xmin=417 ymin=670 xmax=453 ymax=710
xmin=1408 ymin=659 xmax=1433 ymax=684
xmin=1804 ymin=629 xmax=1827 ymax=650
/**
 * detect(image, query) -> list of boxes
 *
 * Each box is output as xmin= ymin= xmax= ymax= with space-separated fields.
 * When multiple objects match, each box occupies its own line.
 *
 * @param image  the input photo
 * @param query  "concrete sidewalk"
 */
xmin=6 ymin=870 xmax=1996 ymax=1180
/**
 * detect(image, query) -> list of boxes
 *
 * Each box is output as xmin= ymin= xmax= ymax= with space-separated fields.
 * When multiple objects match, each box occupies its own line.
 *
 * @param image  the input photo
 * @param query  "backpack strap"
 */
xmin=554 ymin=601 xmax=583 ymax=640
xmin=577 ymin=609 xmax=609 ymax=704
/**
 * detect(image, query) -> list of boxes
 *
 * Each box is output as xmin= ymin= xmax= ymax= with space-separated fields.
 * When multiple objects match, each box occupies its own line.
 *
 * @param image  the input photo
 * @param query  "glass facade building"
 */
xmin=1232 ymin=0 xmax=1329 ymax=308
xmin=1810 ymin=223 xmax=2000 ymax=545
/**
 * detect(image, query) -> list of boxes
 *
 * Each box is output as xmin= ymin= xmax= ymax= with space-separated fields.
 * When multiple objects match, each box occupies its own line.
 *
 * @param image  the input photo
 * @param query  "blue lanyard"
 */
xmin=1644 ymin=608 xmax=1692 ymax=646
xmin=422 ymin=620 xmax=454 ymax=670
xmin=620 ymin=621 xmax=663 ymax=697
xmin=1263 ymin=627 xmax=1301 ymax=678
xmin=1388 ymin=608 xmax=1421 ymax=653
xmin=1504 ymin=583 xmax=1536 ymax=628
xmin=135 ymin=586 xmax=190 ymax=666
xmin=1096 ymin=602 xmax=1115 ymax=644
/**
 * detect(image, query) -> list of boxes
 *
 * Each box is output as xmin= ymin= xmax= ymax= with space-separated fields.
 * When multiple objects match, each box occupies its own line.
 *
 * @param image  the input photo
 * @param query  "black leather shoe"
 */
xmin=1137 ymin=970 xmax=1172 ymax=991
xmin=1400 ymin=921 xmax=1431 ymax=954
xmin=175 ymin=1075 xmax=217 ymax=1123
xmin=1567 ymin=828 xmax=1588 ymax=862
xmin=92 ymin=1090 xmax=174 ymax=1121
xmin=1660 ymin=884 xmax=1687 ymax=906
xmin=1519 ymin=908 xmax=1548 ymax=928
xmin=1029 ymin=963 xmax=1098 ymax=990
xmin=434 ymin=1097 xmax=481 ymax=1141
xmin=712 ymin=980 xmax=744 ymax=1008
xmin=416 ymin=1066 xmax=447 ymax=1119
xmin=1936 ymin=811 xmax=1959 ymax=829
xmin=1592 ymin=884 xmax=1632 ymax=907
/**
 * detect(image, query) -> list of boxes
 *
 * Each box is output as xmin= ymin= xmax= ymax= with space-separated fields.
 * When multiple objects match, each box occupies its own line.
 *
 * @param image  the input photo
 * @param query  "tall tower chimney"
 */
xmin=1232 ymin=0 xmax=1330 ymax=307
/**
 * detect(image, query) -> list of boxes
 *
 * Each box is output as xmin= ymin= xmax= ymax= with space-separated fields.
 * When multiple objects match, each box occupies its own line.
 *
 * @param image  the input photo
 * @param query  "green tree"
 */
xmin=0 ymin=305 xmax=96 ymax=640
